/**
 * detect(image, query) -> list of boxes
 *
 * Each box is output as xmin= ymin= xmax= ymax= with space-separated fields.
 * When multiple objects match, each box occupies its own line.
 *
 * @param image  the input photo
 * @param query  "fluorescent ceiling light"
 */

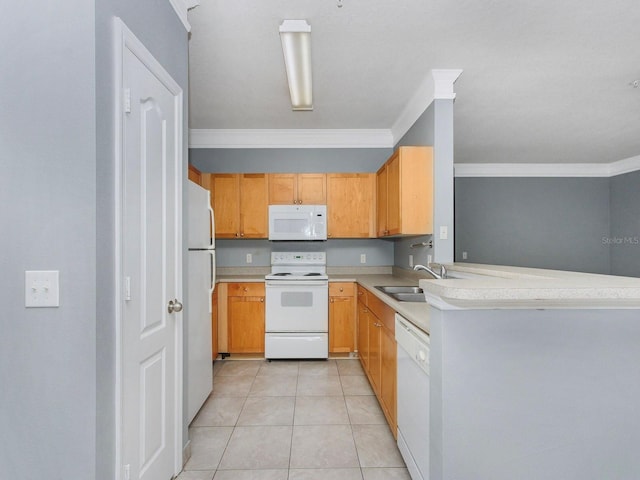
xmin=279 ymin=20 xmax=313 ymax=111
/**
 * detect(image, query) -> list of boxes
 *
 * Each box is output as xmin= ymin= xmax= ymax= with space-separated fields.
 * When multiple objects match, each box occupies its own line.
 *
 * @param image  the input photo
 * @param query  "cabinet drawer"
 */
xmin=227 ymin=282 xmax=265 ymax=297
xmin=367 ymin=293 xmax=395 ymax=334
xmin=330 ymin=282 xmax=355 ymax=297
xmin=357 ymin=285 xmax=368 ymax=304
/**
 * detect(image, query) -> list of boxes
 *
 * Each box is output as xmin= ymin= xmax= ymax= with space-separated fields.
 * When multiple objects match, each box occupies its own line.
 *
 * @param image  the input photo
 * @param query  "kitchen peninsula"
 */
xmin=419 ymin=264 xmax=640 ymax=480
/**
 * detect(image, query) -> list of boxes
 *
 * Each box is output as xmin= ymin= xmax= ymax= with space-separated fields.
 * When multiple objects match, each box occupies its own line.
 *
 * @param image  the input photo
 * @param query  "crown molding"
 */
xmin=189 ymin=128 xmax=394 ymax=149
xmin=389 ymin=69 xmax=463 ymax=144
xmin=454 ymin=155 xmax=640 ymax=178
xmin=608 ymin=155 xmax=640 ymax=176
xmin=432 ymin=69 xmax=463 ymax=100
xmin=169 ymin=0 xmax=199 ymax=32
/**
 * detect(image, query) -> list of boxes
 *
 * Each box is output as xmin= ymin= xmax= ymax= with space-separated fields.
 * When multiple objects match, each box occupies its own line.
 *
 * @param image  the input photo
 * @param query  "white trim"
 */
xmin=609 ymin=155 xmax=640 ymax=177
xmin=454 ymin=155 xmax=640 ymax=178
xmin=432 ymin=69 xmax=463 ymax=100
xmin=169 ymin=0 xmax=199 ymax=32
xmin=189 ymin=128 xmax=394 ymax=148
xmin=390 ymin=74 xmax=435 ymax=144
xmin=114 ymin=17 xmax=184 ymax=480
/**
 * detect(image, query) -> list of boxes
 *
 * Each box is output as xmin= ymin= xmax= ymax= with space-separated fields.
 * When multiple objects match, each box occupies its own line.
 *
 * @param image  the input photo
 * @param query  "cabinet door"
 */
xmin=211 ymin=288 xmax=219 ymax=360
xmin=368 ymin=314 xmax=382 ymax=393
xmin=327 ymin=174 xmax=375 ymax=238
xmin=188 ymin=164 xmax=202 ymax=185
xmin=329 ymin=294 xmax=355 ymax=353
xmin=210 ymin=174 xmax=240 ymax=238
xmin=376 ymin=167 xmax=388 ymax=236
xmin=268 ymin=174 xmax=296 ymax=204
xmin=386 ymin=153 xmax=401 ymax=235
xmin=228 ymin=296 xmax=265 ymax=353
xmin=357 ymin=301 xmax=370 ymax=369
xmin=239 ymin=174 xmax=268 ymax=238
xmin=297 ymin=173 xmax=326 ymax=204
xmin=380 ymin=325 xmax=397 ymax=434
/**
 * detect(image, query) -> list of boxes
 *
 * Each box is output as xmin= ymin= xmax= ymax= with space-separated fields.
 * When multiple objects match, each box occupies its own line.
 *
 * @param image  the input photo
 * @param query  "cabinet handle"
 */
xmin=240 ymin=232 xmax=244 ymax=237
xmin=235 ymin=232 xmax=240 ymax=237
xmin=260 ymin=297 xmax=264 ymax=302
xmin=339 ymin=287 xmax=343 ymax=292
xmin=328 ymin=233 xmax=332 ymax=237
xmin=330 ymin=298 xmax=334 ymax=303
xmin=243 ymin=287 xmax=248 ymax=292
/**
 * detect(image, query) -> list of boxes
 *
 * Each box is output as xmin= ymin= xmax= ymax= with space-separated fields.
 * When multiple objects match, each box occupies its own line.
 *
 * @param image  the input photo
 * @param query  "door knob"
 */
xmin=167 ymin=299 xmax=183 ymax=313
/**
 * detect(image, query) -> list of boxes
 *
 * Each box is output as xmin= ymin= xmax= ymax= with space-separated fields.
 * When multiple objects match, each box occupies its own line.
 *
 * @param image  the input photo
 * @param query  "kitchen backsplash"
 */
xmin=215 ymin=239 xmax=394 ymax=267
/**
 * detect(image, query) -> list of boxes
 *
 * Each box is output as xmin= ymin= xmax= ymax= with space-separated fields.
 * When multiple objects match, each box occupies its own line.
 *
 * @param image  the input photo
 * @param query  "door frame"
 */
xmin=113 ymin=17 xmax=184 ymax=479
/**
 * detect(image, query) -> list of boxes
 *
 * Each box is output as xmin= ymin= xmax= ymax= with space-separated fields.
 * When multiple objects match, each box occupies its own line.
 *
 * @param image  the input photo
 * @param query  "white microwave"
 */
xmin=268 ymin=205 xmax=327 ymax=241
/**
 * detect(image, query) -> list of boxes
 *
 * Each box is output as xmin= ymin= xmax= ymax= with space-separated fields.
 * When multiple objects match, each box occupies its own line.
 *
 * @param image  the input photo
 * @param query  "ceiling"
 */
xmin=187 ymin=0 xmax=640 ymax=164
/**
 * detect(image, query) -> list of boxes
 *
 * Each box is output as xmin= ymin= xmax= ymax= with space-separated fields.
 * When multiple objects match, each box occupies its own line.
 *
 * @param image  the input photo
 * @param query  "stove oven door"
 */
xmin=265 ymin=280 xmax=329 ymax=332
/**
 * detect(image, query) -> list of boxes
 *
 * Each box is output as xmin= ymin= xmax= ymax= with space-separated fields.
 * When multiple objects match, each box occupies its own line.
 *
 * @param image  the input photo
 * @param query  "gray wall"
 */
xmin=393 ymin=100 xmax=456 ymax=268
xmin=0 ymin=2 xmax=96 ymax=479
xmin=190 ymin=148 xmax=391 ymax=173
xmin=430 ymin=306 xmax=640 ymax=479
xmin=95 ymin=1 xmax=189 ymax=479
xmin=394 ymin=103 xmax=435 ymax=269
xmin=217 ymin=239 xmax=393 ymax=267
xmin=454 ymin=177 xmax=611 ymax=274
xmin=609 ymin=170 xmax=640 ymax=277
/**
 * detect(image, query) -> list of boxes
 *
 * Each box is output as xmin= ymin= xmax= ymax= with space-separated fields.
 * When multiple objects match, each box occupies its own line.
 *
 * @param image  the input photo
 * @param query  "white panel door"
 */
xmin=121 ymin=43 xmax=182 ymax=480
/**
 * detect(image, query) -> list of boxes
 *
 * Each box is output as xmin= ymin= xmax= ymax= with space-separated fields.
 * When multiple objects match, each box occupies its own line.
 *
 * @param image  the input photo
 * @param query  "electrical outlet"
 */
xmin=439 ymin=226 xmax=448 ymax=240
xmin=246 ymin=253 xmax=252 ymax=264
xmin=360 ymin=254 xmax=366 ymax=264
xmin=427 ymin=254 xmax=433 ymax=264
xmin=462 ymin=251 xmax=468 ymax=260
xmin=409 ymin=254 xmax=414 ymax=267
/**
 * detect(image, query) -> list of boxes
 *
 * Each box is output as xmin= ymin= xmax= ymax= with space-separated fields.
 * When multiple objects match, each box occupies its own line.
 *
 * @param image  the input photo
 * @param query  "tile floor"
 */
xmin=177 ymin=359 xmax=410 ymax=480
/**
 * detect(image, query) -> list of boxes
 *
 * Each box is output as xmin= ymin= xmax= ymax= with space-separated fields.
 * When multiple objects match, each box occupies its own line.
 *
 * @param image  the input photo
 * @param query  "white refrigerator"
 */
xmin=187 ymin=181 xmax=215 ymax=423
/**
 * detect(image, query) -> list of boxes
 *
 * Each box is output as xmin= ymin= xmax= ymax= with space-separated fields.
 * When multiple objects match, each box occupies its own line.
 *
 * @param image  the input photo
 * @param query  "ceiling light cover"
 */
xmin=279 ymin=20 xmax=313 ymax=111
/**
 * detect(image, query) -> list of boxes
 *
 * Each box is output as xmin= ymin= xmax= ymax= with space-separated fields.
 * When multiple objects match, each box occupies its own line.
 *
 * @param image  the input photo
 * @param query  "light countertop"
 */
xmin=420 ymin=263 xmax=640 ymax=309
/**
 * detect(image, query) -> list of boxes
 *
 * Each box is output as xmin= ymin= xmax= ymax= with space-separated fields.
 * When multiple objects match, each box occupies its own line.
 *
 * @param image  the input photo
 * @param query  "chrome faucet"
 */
xmin=413 ymin=264 xmax=443 ymax=279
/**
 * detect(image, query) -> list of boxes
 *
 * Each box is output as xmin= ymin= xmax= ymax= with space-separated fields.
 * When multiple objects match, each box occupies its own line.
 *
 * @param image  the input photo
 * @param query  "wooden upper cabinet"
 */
xmin=209 ymin=173 xmax=268 ymax=238
xmin=210 ymin=174 xmax=240 ymax=238
xmin=188 ymin=164 xmax=203 ymax=185
xmin=239 ymin=174 xmax=268 ymax=238
xmin=297 ymin=174 xmax=326 ymax=204
xmin=376 ymin=146 xmax=433 ymax=237
xmin=327 ymin=173 xmax=376 ymax=238
xmin=376 ymin=168 xmax=388 ymax=237
xmin=268 ymin=173 xmax=326 ymax=205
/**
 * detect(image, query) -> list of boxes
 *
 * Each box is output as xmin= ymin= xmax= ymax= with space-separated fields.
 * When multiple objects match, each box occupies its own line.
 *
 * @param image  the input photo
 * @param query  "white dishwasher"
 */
xmin=396 ymin=313 xmax=430 ymax=480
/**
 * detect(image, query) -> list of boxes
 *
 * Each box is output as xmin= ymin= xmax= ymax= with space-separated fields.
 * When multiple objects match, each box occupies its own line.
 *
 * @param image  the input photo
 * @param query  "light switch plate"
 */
xmin=439 ymin=226 xmax=449 ymax=240
xmin=25 ymin=270 xmax=60 ymax=307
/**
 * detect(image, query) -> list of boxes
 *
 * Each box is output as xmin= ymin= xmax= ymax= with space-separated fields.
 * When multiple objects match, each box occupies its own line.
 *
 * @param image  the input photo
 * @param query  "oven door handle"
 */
xmin=266 ymin=280 xmax=329 ymax=287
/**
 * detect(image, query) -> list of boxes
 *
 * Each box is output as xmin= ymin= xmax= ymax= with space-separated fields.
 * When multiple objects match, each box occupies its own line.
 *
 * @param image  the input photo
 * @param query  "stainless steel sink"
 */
xmin=374 ymin=286 xmax=427 ymax=303
xmin=375 ymin=286 xmax=424 ymax=294
xmin=389 ymin=293 xmax=427 ymax=302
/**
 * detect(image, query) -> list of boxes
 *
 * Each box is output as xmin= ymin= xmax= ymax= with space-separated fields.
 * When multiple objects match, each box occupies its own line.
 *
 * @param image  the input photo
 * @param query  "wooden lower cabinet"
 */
xmin=329 ymin=282 xmax=356 ymax=353
xmin=211 ymin=287 xmax=219 ymax=360
xmin=225 ymin=282 xmax=265 ymax=354
xmin=356 ymin=284 xmax=397 ymax=437
xmin=357 ymin=300 xmax=370 ymax=369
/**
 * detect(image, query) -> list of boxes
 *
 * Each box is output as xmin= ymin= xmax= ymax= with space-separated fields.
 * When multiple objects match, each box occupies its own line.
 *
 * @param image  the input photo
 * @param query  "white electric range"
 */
xmin=264 ymin=252 xmax=329 ymax=359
